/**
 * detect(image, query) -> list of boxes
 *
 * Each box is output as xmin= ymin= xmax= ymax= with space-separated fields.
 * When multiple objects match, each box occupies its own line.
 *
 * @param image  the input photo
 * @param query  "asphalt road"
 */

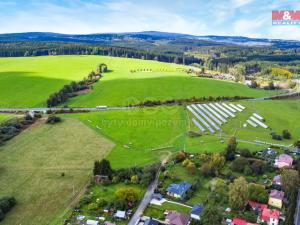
xmin=0 ymin=106 xmax=134 ymax=113
xmin=0 ymin=90 xmax=299 ymax=113
xmin=127 ymin=170 xmax=161 ymax=225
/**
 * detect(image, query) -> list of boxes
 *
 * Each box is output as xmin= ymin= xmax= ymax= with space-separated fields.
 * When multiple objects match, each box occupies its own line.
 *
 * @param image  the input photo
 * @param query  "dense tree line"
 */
xmin=133 ymin=95 xmax=250 ymax=107
xmin=93 ymin=159 xmax=159 ymax=187
xmin=0 ymin=197 xmax=16 ymax=221
xmin=0 ymin=42 xmax=201 ymax=65
xmin=0 ymin=114 xmax=36 ymax=145
xmin=46 ymin=66 xmax=104 ymax=107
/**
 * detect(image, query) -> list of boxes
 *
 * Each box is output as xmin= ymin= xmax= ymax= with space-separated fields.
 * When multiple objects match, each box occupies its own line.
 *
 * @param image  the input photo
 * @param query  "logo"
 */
xmin=272 ymin=10 xmax=300 ymax=25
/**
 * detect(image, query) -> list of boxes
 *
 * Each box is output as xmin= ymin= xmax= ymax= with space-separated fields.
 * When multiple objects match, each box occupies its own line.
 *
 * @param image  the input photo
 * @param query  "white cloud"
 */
xmin=268 ymin=26 xmax=300 ymax=40
xmin=231 ymin=0 xmax=254 ymax=8
xmin=233 ymin=16 xmax=268 ymax=37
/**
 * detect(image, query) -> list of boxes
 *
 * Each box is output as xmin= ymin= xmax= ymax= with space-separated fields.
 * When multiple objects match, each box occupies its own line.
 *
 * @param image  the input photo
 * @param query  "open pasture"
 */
xmin=0 ymin=55 xmax=275 ymax=108
xmin=0 ymin=118 xmax=114 ymax=225
xmin=68 ymin=106 xmax=188 ymax=168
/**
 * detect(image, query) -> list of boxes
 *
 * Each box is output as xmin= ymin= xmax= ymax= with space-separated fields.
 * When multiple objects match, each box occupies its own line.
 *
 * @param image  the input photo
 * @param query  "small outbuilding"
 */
xmin=190 ymin=204 xmax=204 ymax=220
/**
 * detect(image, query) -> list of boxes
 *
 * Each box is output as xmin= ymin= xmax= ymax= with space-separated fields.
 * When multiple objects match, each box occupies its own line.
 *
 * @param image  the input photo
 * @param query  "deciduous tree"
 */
xmin=229 ymin=177 xmax=248 ymax=210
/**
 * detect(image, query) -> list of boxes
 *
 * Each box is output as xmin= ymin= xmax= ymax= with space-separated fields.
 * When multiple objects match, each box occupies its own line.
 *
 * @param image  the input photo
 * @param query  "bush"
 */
xmin=239 ymin=149 xmax=252 ymax=158
xmin=0 ymin=197 xmax=16 ymax=221
xmin=244 ymin=165 xmax=252 ymax=176
xmin=250 ymin=160 xmax=266 ymax=175
xmin=271 ymin=132 xmax=282 ymax=140
xmin=283 ymin=129 xmax=291 ymax=139
xmin=46 ymin=115 xmax=62 ymax=124
xmin=231 ymin=157 xmax=248 ymax=172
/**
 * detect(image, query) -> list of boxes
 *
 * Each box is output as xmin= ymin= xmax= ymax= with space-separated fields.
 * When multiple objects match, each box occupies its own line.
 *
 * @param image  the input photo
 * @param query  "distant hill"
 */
xmin=1 ymin=31 xmax=300 ymax=48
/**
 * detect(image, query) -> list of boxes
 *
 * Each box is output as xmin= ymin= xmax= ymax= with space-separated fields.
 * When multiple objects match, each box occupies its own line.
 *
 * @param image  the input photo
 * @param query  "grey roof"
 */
xmin=294 ymin=188 xmax=300 ymax=225
xmin=166 ymin=181 xmax=192 ymax=196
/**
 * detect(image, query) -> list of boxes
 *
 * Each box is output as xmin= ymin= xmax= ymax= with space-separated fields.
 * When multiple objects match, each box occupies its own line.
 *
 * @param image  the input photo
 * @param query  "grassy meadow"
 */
xmin=0 ymin=55 xmax=275 ymax=108
xmin=67 ymin=106 xmax=188 ymax=168
xmin=0 ymin=114 xmax=13 ymax=122
xmin=0 ymin=118 xmax=114 ymax=225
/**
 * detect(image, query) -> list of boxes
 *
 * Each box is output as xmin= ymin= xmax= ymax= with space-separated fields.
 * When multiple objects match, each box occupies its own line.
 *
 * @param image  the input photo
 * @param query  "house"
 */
xmin=114 ymin=210 xmax=126 ymax=219
xmin=259 ymin=208 xmax=280 ymax=225
xmin=248 ymin=201 xmax=268 ymax=214
xmin=259 ymin=148 xmax=277 ymax=162
xmin=274 ymin=154 xmax=293 ymax=168
xmin=294 ymin=188 xmax=300 ymax=225
xmin=166 ymin=181 xmax=192 ymax=199
xmin=190 ymin=204 xmax=204 ymax=220
xmin=86 ymin=220 xmax=99 ymax=225
xmin=94 ymin=175 xmax=109 ymax=183
xmin=231 ymin=218 xmax=258 ymax=225
xmin=165 ymin=211 xmax=190 ymax=225
xmin=268 ymin=190 xmax=284 ymax=209
xmin=144 ymin=218 xmax=159 ymax=225
xmin=272 ymin=175 xmax=281 ymax=187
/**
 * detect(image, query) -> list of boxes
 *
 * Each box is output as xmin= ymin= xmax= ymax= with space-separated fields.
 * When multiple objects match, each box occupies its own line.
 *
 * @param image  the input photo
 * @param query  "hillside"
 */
xmin=0 ymin=55 xmax=275 ymax=108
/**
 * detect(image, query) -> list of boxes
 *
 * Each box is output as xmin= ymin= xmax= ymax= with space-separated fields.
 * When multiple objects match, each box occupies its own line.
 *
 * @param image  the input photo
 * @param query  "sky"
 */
xmin=1 ymin=0 xmax=300 ymax=39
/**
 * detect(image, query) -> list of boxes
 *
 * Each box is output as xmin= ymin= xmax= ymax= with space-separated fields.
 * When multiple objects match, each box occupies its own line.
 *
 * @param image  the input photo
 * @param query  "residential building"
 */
xmin=272 ymin=175 xmax=281 ymax=187
xmin=274 ymin=154 xmax=293 ymax=168
xmin=166 ymin=181 xmax=192 ymax=199
xmin=144 ymin=218 xmax=159 ymax=225
xmin=231 ymin=218 xmax=258 ymax=225
xmin=114 ymin=210 xmax=126 ymax=219
xmin=259 ymin=208 xmax=280 ymax=225
xmin=190 ymin=204 xmax=204 ymax=220
xmin=268 ymin=190 xmax=284 ymax=209
xmin=248 ymin=200 xmax=268 ymax=213
xmin=165 ymin=211 xmax=190 ymax=225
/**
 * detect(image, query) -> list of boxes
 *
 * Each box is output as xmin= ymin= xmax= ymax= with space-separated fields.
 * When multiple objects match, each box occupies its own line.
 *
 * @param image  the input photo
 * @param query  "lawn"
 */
xmin=67 ymin=106 xmax=188 ymax=168
xmin=0 ymin=55 xmax=275 ymax=108
xmin=0 ymin=118 xmax=114 ymax=225
xmin=185 ymin=100 xmax=300 ymax=153
xmin=144 ymin=202 xmax=191 ymax=220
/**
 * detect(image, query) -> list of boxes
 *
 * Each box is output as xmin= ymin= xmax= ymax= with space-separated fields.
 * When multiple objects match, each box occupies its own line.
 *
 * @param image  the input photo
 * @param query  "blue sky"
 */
xmin=1 ymin=0 xmax=300 ymax=39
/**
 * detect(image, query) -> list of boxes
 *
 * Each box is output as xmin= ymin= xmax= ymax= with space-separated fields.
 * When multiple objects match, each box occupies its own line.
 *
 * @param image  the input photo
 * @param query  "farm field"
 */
xmin=67 ymin=106 xmax=188 ymax=168
xmin=186 ymin=100 xmax=300 ymax=152
xmin=0 ymin=118 xmax=114 ymax=225
xmin=0 ymin=55 xmax=275 ymax=108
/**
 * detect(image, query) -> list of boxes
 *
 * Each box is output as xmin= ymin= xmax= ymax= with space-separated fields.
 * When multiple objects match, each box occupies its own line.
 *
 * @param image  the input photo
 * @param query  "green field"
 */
xmin=68 ymin=106 xmax=188 ymax=168
xmin=0 ymin=114 xmax=13 ymax=122
xmin=186 ymin=100 xmax=300 ymax=152
xmin=0 ymin=118 xmax=114 ymax=225
xmin=66 ymin=100 xmax=300 ymax=169
xmin=0 ymin=55 xmax=275 ymax=108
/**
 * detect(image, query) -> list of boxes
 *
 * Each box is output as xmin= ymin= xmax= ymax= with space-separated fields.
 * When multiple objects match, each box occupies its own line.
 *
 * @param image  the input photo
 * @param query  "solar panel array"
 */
xmin=187 ymin=102 xmax=246 ymax=134
xmin=247 ymin=113 xmax=268 ymax=129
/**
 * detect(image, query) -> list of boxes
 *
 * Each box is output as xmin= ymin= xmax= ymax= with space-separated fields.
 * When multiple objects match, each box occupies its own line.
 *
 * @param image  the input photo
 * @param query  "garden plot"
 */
xmin=187 ymin=102 xmax=246 ymax=134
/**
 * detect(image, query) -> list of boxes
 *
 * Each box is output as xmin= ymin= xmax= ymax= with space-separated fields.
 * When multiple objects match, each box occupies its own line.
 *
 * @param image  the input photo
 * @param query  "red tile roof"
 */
xmin=231 ymin=218 xmax=259 ymax=225
xmin=261 ymin=208 xmax=280 ymax=221
xmin=248 ymin=201 xmax=268 ymax=211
